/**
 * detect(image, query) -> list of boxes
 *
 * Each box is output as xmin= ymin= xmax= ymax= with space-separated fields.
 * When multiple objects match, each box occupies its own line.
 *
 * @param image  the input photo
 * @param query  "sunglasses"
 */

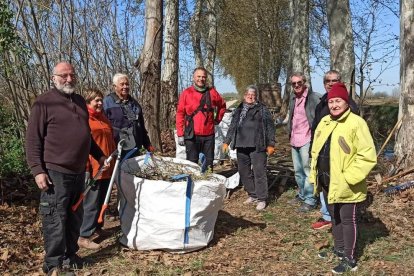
xmin=291 ymin=81 xmax=303 ymax=87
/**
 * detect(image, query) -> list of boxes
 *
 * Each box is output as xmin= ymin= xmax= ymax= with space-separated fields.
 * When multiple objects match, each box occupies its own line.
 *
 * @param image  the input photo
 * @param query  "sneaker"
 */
xmin=256 ymin=201 xmax=266 ymax=211
xmin=298 ymin=203 xmax=317 ymax=213
xmin=288 ymin=195 xmax=302 ymax=205
xmin=244 ymin=197 xmax=258 ymax=204
xmin=78 ymin=237 xmax=101 ymax=250
xmin=332 ymin=257 xmax=358 ymax=274
xmin=311 ymin=218 xmax=332 ymax=230
xmin=318 ymin=248 xmax=344 ymax=260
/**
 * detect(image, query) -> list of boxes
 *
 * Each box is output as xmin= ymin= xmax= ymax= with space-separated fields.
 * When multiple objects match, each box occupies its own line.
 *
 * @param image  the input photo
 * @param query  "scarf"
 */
xmin=87 ymin=106 xmax=104 ymax=120
xmin=193 ymin=84 xmax=208 ymax=92
xmin=238 ymin=102 xmax=257 ymax=127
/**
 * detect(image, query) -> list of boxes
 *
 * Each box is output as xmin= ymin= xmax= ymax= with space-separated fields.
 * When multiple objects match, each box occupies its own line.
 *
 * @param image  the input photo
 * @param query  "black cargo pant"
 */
xmin=80 ymin=178 xmax=110 ymax=237
xmin=185 ymin=134 xmax=215 ymax=171
xmin=236 ymin=147 xmax=268 ymax=201
xmin=40 ymin=169 xmax=84 ymax=273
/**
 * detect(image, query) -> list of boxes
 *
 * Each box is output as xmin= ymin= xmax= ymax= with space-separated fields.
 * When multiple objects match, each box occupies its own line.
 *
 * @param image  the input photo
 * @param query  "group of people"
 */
xmin=25 ymin=63 xmax=232 ymax=275
xmin=286 ymin=70 xmax=377 ymax=274
xmin=25 ymin=61 xmax=376 ymax=275
xmin=25 ymin=62 xmax=153 ymax=275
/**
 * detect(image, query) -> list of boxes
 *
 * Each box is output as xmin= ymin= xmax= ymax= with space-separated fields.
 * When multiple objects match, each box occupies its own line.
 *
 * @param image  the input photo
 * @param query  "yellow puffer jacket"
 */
xmin=309 ymin=109 xmax=377 ymax=204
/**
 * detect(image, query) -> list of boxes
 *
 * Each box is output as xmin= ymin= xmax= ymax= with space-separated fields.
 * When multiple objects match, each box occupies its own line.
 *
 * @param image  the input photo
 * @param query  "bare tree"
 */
xmin=327 ymin=0 xmax=356 ymax=97
xmin=394 ymin=0 xmax=414 ymax=168
xmin=1 ymin=0 xmax=143 ymax=136
xmin=137 ymin=0 xmax=163 ymax=150
xmin=352 ymin=0 xmax=399 ymax=108
xmin=204 ymin=0 xmax=218 ymax=85
xmin=281 ymin=0 xmax=310 ymax=116
xmin=161 ymin=0 xmax=179 ymax=130
xmin=189 ymin=0 xmax=203 ymax=68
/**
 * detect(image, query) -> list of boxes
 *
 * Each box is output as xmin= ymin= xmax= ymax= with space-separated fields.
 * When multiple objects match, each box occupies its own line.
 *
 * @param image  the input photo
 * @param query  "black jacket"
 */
xmin=224 ymin=102 xmax=276 ymax=152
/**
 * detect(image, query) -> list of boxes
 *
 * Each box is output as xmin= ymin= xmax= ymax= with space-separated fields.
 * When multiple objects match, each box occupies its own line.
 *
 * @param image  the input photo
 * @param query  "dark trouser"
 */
xmin=185 ymin=134 xmax=215 ymax=171
xmin=40 ymin=170 xmax=84 ymax=273
xmin=80 ymin=178 xmax=110 ymax=237
xmin=237 ymin=147 xmax=268 ymax=201
xmin=323 ymin=189 xmax=360 ymax=260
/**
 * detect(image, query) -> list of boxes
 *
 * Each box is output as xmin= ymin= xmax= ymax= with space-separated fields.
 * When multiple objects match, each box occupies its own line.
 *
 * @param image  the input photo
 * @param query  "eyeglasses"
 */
xmin=291 ymin=81 xmax=303 ymax=87
xmin=54 ymin=73 xmax=76 ymax=80
xmin=324 ymin=79 xmax=339 ymax=84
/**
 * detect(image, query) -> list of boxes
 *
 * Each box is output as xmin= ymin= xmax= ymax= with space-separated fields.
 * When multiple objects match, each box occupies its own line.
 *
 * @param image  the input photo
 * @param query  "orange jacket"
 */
xmin=86 ymin=107 xmax=116 ymax=179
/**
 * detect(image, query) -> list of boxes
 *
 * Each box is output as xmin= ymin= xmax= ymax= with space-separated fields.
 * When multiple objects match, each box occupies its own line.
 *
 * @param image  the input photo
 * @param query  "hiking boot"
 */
xmin=311 ymin=218 xmax=332 ymax=230
xmin=332 ymin=257 xmax=358 ymax=274
xmin=78 ymin=237 xmax=101 ymax=250
xmin=288 ymin=195 xmax=302 ymax=205
xmin=256 ymin=201 xmax=266 ymax=211
xmin=298 ymin=203 xmax=317 ymax=213
xmin=62 ymin=254 xmax=89 ymax=270
xmin=244 ymin=197 xmax=258 ymax=204
xmin=318 ymin=248 xmax=344 ymax=260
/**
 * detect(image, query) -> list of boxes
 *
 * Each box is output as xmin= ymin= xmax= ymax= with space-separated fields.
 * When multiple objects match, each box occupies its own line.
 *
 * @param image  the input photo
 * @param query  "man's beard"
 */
xmin=55 ymin=83 xmax=75 ymax=94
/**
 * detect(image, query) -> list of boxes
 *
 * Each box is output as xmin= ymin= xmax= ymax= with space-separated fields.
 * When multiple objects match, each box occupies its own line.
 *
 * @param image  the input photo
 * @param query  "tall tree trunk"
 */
xmin=281 ymin=0 xmax=310 ymax=117
xmin=161 ymin=0 xmax=179 ymax=131
xmin=327 ymin=0 xmax=355 ymax=98
xmin=138 ymin=0 xmax=163 ymax=151
xmin=204 ymin=0 xmax=217 ymax=86
xmin=190 ymin=0 xmax=203 ymax=67
xmin=395 ymin=0 xmax=414 ymax=168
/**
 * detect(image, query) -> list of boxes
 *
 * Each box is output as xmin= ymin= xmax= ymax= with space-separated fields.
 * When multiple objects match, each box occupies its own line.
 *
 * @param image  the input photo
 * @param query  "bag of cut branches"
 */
xmin=118 ymin=154 xmax=227 ymax=252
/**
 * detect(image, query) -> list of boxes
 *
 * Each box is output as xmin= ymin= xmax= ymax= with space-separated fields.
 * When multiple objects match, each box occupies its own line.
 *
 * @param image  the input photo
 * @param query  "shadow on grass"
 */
xmin=210 ymin=210 xmax=266 ymax=246
xmin=357 ymin=192 xmax=390 ymax=259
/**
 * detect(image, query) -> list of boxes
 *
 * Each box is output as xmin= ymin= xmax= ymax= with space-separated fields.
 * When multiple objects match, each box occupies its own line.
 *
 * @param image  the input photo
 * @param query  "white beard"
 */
xmin=55 ymin=83 xmax=75 ymax=94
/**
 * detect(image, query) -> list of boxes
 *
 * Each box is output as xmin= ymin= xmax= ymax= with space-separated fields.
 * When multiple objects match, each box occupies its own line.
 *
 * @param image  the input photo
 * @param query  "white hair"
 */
xmin=112 ymin=73 xmax=129 ymax=85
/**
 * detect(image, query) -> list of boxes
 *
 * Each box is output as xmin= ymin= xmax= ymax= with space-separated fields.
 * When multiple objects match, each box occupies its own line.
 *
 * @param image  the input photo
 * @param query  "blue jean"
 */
xmin=291 ymin=142 xmax=316 ymax=206
xmin=320 ymin=191 xmax=331 ymax=221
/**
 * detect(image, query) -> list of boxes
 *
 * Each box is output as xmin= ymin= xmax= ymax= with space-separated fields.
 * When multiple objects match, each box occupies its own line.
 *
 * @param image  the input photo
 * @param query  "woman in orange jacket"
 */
xmin=78 ymin=88 xmax=116 ymax=250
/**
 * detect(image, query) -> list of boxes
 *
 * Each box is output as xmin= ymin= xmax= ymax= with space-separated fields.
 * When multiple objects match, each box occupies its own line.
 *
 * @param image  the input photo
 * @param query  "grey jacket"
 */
xmin=286 ymin=87 xmax=321 ymax=137
xmin=224 ymin=101 xmax=276 ymax=151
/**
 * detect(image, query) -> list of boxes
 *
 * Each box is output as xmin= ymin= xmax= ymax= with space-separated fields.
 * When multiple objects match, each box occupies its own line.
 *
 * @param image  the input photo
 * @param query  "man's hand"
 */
xmin=35 ymin=173 xmax=52 ymax=191
xmin=99 ymin=156 xmax=110 ymax=171
xmin=266 ymin=146 xmax=275 ymax=156
xmin=222 ymin=143 xmax=229 ymax=154
xmin=178 ymin=136 xmax=185 ymax=146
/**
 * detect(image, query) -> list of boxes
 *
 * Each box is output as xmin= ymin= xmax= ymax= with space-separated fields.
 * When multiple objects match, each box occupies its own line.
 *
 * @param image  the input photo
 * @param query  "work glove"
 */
xmin=266 ymin=146 xmax=275 ymax=156
xmin=222 ymin=143 xmax=229 ymax=154
xmin=178 ymin=136 xmax=185 ymax=146
xmin=147 ymin=145 xmax=155 ymax=152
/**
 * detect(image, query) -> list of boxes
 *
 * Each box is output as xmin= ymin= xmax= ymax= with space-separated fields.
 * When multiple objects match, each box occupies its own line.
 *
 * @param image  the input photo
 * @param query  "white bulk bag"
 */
xmin=117 ymin=156 xmax=226 ymax=253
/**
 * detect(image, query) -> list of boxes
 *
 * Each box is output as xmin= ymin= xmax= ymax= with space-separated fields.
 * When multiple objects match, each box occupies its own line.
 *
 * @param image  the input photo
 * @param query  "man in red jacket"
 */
xmin=176 ymin=67 xmax=226 ymax=171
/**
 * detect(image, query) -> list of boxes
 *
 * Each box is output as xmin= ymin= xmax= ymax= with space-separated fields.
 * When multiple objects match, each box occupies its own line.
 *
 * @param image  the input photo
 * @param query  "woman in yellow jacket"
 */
xmin=309 ymin=82 xmax=376 ymax=274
